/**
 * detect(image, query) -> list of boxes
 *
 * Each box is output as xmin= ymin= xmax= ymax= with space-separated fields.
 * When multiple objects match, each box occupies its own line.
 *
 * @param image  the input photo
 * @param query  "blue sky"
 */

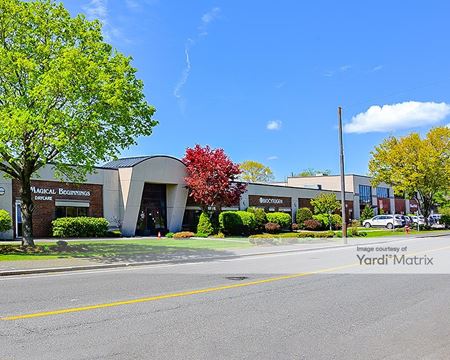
xmin=63 ymin=0 xmax=450 ymax=180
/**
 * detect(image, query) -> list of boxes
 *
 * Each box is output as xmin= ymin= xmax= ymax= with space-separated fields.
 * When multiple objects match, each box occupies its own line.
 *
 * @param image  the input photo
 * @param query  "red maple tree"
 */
xmin=183 ymin=145 xmax=247 ymax=211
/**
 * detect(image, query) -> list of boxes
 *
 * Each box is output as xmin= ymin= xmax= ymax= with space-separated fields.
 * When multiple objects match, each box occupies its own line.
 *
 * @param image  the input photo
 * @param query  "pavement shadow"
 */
xmin=63 ymin=243 xmax=235 ymax=264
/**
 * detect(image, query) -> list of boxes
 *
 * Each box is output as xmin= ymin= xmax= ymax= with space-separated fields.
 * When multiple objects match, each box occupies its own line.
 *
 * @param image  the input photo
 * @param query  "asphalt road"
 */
xmin=2 ymin=235 xmax=450 ymax=359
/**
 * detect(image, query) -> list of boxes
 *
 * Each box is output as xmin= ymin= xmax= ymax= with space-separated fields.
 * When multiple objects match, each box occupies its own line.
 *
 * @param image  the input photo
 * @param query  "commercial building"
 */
xmin=280 ymin=174 xmax=416 ymax=219
xmin=0 ymin=155 xmax=395 ymax=240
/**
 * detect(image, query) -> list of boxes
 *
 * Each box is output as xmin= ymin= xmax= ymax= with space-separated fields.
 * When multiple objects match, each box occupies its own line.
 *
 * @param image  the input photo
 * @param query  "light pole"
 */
xmin=338 ymin=106 xmax=347 ymax=243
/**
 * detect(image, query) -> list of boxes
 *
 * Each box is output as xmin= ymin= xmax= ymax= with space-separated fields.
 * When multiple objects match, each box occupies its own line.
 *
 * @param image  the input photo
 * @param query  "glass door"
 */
xmin=15 ymin=201 xmax=23 ymax=238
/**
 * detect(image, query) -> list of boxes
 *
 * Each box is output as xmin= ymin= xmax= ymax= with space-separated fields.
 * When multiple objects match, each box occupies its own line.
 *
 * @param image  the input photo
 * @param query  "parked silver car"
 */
xmin=363 ymin=215 xmax=404 ymax=229
xmin=410 ymin=215 xmax=425 ymax=225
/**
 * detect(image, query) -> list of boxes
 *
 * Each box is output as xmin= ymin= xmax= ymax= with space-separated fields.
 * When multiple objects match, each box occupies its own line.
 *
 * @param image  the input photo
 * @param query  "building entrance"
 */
xmin=136 ymin=184 xmax=167 ymax=235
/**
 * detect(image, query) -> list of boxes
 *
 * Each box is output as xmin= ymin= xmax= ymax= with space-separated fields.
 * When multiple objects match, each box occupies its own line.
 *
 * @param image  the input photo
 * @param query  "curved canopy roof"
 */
xmin=102 ymin=155 xmax=184 ymax=169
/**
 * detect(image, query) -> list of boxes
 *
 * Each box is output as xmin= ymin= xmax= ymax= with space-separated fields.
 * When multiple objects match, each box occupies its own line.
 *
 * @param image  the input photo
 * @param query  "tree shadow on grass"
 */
xmin=56 ymin=243 xmax=235 ymax=264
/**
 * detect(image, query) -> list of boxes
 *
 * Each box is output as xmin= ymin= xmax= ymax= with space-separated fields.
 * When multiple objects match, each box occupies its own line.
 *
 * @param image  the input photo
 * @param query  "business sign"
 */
xmin=31 ymin=186 xmax=91 ymax=201
xmin=249 ymin=195 xmax=291 ymax=209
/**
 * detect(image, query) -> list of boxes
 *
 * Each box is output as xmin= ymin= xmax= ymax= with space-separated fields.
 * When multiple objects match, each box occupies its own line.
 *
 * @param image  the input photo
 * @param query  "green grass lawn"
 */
xmin=0 ymin=238 xmax=253 ymax=262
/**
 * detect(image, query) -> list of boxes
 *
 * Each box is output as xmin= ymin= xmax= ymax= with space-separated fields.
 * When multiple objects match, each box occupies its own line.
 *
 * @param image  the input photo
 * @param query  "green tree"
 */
xmin=369 ymin=127 xmax=450 ymax=223
xmin=197 ymin=212 xmax=214 ymax=236
xmin=360 ymin=204 xmax=374 ymax=221
xmin=240 ymin=160 xmax=274 ymax=183
xmin=295 ymin=168 xmax=331 ymax=177
xmin=296 ymin=207 xmax=313 ymax=227
xmin=0 ymin=0 xmax=156 ymax=246
xmin=310 ymin=193 xmax=341 ymax=230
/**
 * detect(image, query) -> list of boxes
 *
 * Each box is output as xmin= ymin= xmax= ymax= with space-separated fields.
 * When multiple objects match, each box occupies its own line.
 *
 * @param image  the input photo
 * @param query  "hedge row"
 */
xmin=52 ymin=217 xmax=109 ymax=238
xmin=219 ymin=211 xmax=256 ymax=235
xmin=249 ymin=231 xmax=335 ymax=239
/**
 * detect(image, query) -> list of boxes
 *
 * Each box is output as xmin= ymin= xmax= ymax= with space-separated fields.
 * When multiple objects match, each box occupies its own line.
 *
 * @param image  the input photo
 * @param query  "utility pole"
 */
xmin=338 ymin=106 xmax=347 ymax=242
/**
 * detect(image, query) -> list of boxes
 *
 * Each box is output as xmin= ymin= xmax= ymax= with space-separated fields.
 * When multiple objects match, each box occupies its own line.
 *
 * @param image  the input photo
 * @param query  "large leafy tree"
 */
xmin=369 ymin=126 xmax=450 ymax=222
xmin=240 ymin=160 xmax=274 ymax=183
xmin=183 ymin=145 xmax=247 ymax=213
xmin=310 ymin=193 xmax=341 ymax=230
xmin=0 ymin=0 xmax=156 ymax=246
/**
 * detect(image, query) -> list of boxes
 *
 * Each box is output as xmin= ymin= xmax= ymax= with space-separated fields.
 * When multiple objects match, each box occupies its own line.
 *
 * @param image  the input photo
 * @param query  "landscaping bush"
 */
xmin=303 ymin=219 xmax=322 ymax=231
xmin=173 ymin=231 xmax=195 ymax=239
xmin=0 ymin=209 xmax=12 ymax=233
xmin=219 ymin=211 xmax=256 ymax=235
xmin=197 ymin=211 xmax=214 ymax=236
xmin=165 ymin=232 xmax=174 ymax=238
xmin=210 ymin=232 xmax=225 ymax=238
xmin=351 ymin=220 xmax=360 ymax=237
xmin=360 ymin=204 xmax=374 ymax=221
xmin=247 ymin=207 xmax=267 ymax=231
xmin=194 ymin=233 xmax=209 ymax=238
xmin=312 ymin=213 xmax=342 ymax=230
xmin=332 ymin=214 xmax=342 ymax=229
xmin=264 ymin=222 xmax=281 ymax=234
xmin=266 ymin=212 xmax=291 ymax=229
xmin=291 ymin=223 xmax=300 ymax=231
xmin=52 ymin=217 xmax=109 ymax=238
xmin=249 ymin=231 xmax=335 ymax=240
xmin=296 ymin=208 xmax=313 ymax=227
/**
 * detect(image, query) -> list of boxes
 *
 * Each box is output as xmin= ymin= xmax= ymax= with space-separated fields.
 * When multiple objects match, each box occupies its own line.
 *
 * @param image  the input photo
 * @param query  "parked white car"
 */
xmin=363 ymin=215 xmax=404 ymax=229
xmin=410 ymin=215 xmax=425 ymax=225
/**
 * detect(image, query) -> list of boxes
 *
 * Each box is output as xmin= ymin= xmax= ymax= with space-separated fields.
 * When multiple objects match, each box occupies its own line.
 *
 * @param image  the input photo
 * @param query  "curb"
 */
xmin=0 ymin=234 xmax=445 ymax=277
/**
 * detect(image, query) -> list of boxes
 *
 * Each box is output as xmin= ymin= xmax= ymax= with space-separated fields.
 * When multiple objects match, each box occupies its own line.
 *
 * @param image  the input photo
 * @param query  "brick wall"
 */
xmin=12 ymin=179 xmax=103 ymax=238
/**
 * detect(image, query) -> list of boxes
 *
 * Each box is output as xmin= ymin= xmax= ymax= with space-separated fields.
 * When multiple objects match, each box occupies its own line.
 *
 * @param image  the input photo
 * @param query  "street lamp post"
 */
xmin=338 ymin=107 xmax=347 ymax=243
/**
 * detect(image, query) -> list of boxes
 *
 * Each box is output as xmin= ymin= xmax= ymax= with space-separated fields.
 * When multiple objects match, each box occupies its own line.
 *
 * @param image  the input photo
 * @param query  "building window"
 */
xmin=376 ymin=187 xmax=390 ymax=198
xmin=359 ymin=185 xmax=372 ymax=205
xmin=55 ymin=206 xmax=89 ymax=218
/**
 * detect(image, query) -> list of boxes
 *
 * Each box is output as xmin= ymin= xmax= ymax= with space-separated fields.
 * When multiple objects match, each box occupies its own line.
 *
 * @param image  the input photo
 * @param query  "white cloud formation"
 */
xmin=83 ymin=0 xmax=129 ymax=42
xmin=267 ymin=155 xmax=278 ymax=160
xmin=344 ymin=101 xmax=450 ymax=134
xmin=174 ymin=7 xmax=221 ymax=101
xmin=371 ymin=65 xmax=383 ymax=72
xmin=266 ymin=120 xmax=282 ymax=131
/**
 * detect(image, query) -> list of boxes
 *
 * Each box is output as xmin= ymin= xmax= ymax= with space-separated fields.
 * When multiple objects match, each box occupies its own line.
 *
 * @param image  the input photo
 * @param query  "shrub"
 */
xmin=247 ymin=207 xmax=267 ymax=231
xmin=52 ymin=217 xmax=109 ymax=238
xmin=264 ymin=222 xmax=281 ymax=234
xmin=197 ymin=212 xmax=214 ymax=236
xmin=303 ymin=219 xmax=322 ymax=231
xmin=266 ymin=212 xmax=291 ymax=229
xmin=312 ymin=214 xmax=328 ymax=229
xmin=360 ymin=204 xmax=374 ymax=221
xmin=165 ymin=232 xmax=174 ymax=238
xmin=173 ymin=231 xmax=195 ymax=239
xmin=210 ymin=232 xmax=225 ymax=238
xmin=332 ymin=214 xmax=342 ymax=230
xmin=194 ymin=233 xmax=208 ymax=238
xmin=296 ymin=208 xmax=313 ymax=227
xmin=219 ymin=211 xmax=256 ymax=235
xmin=249 ymin=231 xmax=335 ymax=239
xmin=0 ymin=209 xmax=12 ymax=233
xmin=351 ymin=220 xmax=360 ymax=237
xmin=291 ymin=223 xmax=300 ymax=231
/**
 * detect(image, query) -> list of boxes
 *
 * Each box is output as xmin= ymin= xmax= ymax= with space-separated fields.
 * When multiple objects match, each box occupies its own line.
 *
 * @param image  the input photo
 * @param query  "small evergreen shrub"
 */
xmin=165 ymin=232 xmax=174 ymax=238
xmin=360 ymin=204 xmax=374 ymax=221
xmin=296 ymin=208 xmax=313 ymax=227
xmin=0 ymin=209 xmax=12 ymax=233
xmin=197 ymin=212 xmax=214 ymax=236
xmin=266 ymin=212 xmax=291 ymax=229
xmin=194 ymin=233 xmax=208 ymax=238
xmin=219 ymin=211 xmax=256 ymax=235
xmin=264 ymin=222 xmax=281 ymax=234
xmin=247 ymin=207 xmax=267 ymax=231
xmin=173 ymin=231 xmax=195 ymax=239
xmin=52 ymin=217 xmax=109 ymax=238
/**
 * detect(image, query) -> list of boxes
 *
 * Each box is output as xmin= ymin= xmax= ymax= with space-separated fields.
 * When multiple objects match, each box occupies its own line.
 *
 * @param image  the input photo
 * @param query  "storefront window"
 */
xmin=376 ymin=187 xmax=389 ymax=198
xmin=359 ymin=185 xmax=372 ymax=205
xmin=55 ymin=206 xmax=89 ymax=218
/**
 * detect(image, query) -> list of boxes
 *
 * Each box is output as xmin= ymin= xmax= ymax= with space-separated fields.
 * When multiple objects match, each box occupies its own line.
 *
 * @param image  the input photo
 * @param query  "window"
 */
xmin=359 ymin=185 xmax=372 ymax=205
xmin=376 ymin=187 xmax=390 ymax=198
xmin=55 ymin=206 xmax=89 ymax=218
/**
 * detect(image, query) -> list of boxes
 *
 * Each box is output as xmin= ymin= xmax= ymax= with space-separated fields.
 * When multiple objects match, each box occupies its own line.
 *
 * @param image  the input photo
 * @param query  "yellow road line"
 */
xmin=2 ymin=243 xmax=450 ymax=321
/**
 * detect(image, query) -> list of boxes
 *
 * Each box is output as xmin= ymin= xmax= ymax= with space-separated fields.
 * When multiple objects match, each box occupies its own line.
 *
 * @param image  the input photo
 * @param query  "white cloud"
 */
xmin=174 ymin=7 xmax=221 ymax=102
xmin=371 ymin=65 xmax=383 ymax=72
xmin=340 ymin=64 xmax=352 ymax=72
xmin=344 ymin=101 xmax=450 ymax=134
xmin=267 ymin=155 xmax=278 ymax=160
xmin=266 ymin=120 xmax=282 ymax=131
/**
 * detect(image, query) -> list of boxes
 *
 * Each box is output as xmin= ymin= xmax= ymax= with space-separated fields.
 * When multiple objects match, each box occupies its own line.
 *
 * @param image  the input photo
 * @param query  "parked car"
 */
xmin=428 ymin=214 xmax=441 ymax=224
xmin=363 ymin=215 xmax=404 ymax=229
xmin=410 ymin=215 xmax=425 ymax=225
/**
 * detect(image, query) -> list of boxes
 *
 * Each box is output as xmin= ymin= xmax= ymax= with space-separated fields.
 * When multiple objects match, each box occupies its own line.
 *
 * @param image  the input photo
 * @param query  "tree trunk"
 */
xmin=20 ymin=174 xmax=35 ymax=247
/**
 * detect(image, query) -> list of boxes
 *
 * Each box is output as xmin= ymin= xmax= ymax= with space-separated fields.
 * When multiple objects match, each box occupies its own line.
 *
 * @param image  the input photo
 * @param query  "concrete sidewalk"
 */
xmin=1 ymin=233 xmax=445 ymax=276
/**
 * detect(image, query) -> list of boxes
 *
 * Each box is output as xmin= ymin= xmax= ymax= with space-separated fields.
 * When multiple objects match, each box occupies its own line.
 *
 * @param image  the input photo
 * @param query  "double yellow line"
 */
xmin=2 ymin=243 xmax=450 ymax=321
